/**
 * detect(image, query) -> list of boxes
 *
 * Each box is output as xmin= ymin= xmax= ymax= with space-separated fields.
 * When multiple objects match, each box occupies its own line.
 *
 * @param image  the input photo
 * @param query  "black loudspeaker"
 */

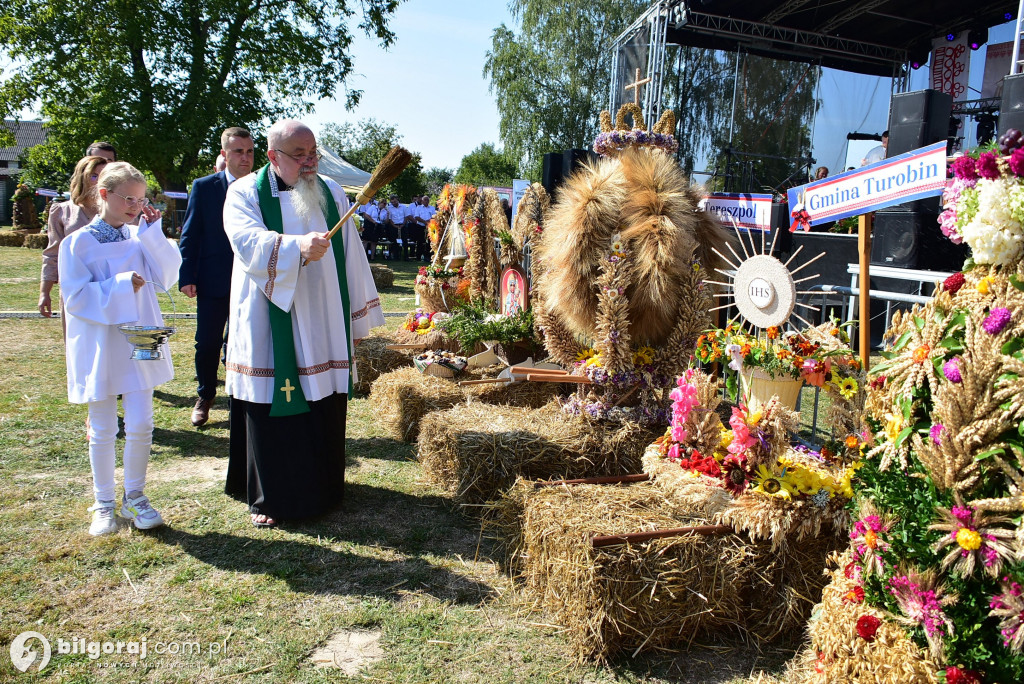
xmin=541 ymin=152 xmax=563 ymax=196
xmin=886 ymin=89 xmax=951 ymax=213
xmin=870 ymin=207 xmax=967 ymax=271
xmin=998 ymin=73 xmax=1024 ymax=136
xmin=542 ymin=149 xmax=597 ymax=196
xmin=887 ymin=89 xmax=953 ymax=156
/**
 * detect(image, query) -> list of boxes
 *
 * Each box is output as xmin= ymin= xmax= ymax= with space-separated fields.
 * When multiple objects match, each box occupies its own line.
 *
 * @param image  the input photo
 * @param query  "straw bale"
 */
xmin=369 ymin=263 xmax=394 ymax=289
xmin=392 ymin=327 xmax=461 ymax=352
xmin=352 ymin=334 xmax=410 ymax=395
xmin=514 ymin=481 xmax=841 ymax=661
xmin=787 ymin=552 xmax=938 ymax=683
xmin=371 ymin=366 xmax=564 ymax=442
xmin=418 ymin=402 xmax=659 ymax=506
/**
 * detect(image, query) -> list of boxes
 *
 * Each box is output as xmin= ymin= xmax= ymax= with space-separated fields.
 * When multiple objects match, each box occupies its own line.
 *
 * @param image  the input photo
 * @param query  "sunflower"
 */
xmin=576 ymin=348 xmax=596 ymax=362
xmin=751 ymin=464 xmax=797 ymax=499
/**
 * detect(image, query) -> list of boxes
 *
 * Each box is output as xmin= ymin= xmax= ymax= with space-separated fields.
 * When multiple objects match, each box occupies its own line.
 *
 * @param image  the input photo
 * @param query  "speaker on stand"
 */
xmin=998 ymin=73 xmax=1024 ymax=136
xmin=542 ymin=149 xmax=597 ymax=197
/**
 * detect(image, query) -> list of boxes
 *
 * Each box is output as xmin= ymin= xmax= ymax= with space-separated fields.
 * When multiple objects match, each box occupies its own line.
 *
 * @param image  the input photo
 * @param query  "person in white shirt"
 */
xmin=861 ymin=130 xmax=888 ymax=166
xmin=60 ymin=162 xmax=181 ymax=535
xmin=381 ymin=195 xmax=405 ymax=260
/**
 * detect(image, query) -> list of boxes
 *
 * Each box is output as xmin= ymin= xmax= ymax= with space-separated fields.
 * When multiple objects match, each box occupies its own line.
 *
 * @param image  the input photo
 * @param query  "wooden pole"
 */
xmin=858 ymin=213 xmax=872 ymax=372
xmin=591 ymin=524 xmax=734 ymax=548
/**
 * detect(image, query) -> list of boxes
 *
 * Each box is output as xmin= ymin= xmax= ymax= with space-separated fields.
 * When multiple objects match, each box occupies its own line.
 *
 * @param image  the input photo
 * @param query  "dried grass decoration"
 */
xmin=502 ymin=182 xmax=550 ymax=268
xmin=369 ymin=366 xmax=562 ymax=442
xmin=792 ymin=238 xmax=1024 ymax=680
xmin=417 ymin=184 xmax=478 ymax=311
xmin=417 ymin=401 xmax=661 ymax=505
xmin=508 ymin=479 xmax=840 ymax=661
xmin=532 ymin=105 xmax=733 ymax=422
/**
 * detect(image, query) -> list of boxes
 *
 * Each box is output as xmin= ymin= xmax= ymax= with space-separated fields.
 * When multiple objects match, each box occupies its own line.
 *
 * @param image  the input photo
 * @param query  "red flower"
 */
xmin=843 ymin=586 xmax=865 ymax=604
xmin=856 ymin=614 xmax=881 ymax=641
xmin=943 ymin=272 xmax=965 ymax=295
xmin=945 ymin=666 xmax=983 ymax=684
xmin=844 ymin=562 xmax=857 ymax=579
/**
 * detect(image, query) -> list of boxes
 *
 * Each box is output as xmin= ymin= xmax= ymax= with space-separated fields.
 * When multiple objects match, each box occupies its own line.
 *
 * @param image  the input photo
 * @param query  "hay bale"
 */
xmin=23 ymin=233 xmax=47 ymax=249
xmin=352 ymin=334 xmax=410 ymax=395
xmin=369 ymin=263 xmax=394 ymax=289
xmin=515 ymin=481 xmax=841 ymax=661
xmin=417 ymin=402 xmax=658 ymax=505
xmin=0 ymin=231 xmax=25 ymax=247
xmin=371 ymin=366 xmax=563 ymax=442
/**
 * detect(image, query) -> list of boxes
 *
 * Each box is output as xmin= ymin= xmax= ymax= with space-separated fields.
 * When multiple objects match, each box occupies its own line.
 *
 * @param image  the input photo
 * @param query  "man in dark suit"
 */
xmin=178 ymin=127 xmax=254 ymax=426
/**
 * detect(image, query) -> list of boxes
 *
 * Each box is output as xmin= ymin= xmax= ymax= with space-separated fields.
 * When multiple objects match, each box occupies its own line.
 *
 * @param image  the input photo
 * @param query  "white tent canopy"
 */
xmin=318 ymin=145 xmax=371 ymax=193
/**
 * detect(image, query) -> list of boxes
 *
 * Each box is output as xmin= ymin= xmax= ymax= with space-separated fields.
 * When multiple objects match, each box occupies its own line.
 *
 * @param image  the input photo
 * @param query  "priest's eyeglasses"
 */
xmin=108 ymin=191 xmax=150 ymax=207
xmin=274 ymin=148 xmax=323 ymax=164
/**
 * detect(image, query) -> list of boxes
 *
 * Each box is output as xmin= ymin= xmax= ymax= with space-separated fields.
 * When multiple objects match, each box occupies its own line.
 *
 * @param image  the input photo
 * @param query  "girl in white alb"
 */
xmin=59 ymin=162 xmax=182 ymax=536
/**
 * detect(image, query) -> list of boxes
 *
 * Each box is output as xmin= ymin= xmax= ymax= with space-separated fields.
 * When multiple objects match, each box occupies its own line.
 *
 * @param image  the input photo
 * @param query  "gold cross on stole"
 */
xmin=280 ymin=378 xmax=296 ymax=402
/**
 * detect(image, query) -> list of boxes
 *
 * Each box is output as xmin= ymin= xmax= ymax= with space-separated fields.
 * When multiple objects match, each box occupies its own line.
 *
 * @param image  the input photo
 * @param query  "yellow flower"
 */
xmin=719 ymin=430 xmax=733 ymax=449
xmin=633 ymin=346 xmax=655 ymax=365
xmin=838 ymin=376 xmax=859 ymax=399
xmin=977 ymin=276 xmax=993 ymax=294
xmin=955 ymin=528 xmax=982 ymax=551
xmin=576 ymin=348 xmax=596 ymax=362
xmin=746 ymin=410 xmax=763 ymax=427
xmin=884 ymin=413 xmax=903 ymax=443
xmin=585 ymin=353 xmax=604 ymax=368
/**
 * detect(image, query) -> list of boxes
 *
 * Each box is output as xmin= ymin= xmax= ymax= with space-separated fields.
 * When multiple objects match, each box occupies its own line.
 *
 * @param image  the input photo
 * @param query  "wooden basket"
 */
xmin=746 ymin=368 xmax=803 ymax=411
xmin=413 ymin=357 xmax=464 ymax=378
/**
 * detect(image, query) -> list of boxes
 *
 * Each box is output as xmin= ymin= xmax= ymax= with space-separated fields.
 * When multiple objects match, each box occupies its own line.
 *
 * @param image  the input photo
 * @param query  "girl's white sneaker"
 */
xmin=121 ymin=492 xmax=164 ymax=530
xmin=88 ymin=500 xmax=118 ymax=536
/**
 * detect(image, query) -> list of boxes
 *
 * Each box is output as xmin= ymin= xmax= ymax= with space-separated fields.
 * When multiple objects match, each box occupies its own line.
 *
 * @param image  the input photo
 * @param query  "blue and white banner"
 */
xmin=35 ymin=189 xmax=60 ymax=197
xmin=162 ymin=191 xmax=188 ymax=200
xmin=698 ymin=192 xmax=774 ymax=231
xmin=786 ymin=141 xmax=948 ymax=230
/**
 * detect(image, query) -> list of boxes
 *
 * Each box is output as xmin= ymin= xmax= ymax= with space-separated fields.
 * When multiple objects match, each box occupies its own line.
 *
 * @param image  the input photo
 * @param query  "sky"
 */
xmin=308 ymin=0 xmax=515 ymax=171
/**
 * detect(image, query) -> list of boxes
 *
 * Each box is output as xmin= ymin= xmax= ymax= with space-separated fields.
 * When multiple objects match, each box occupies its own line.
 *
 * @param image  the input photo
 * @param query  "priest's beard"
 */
xmin=290 ymin=173 xmax=327 ymax=229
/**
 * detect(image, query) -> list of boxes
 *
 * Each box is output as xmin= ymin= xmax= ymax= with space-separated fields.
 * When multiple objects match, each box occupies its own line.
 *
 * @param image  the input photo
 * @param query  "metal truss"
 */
xmin=678 ymin=9 xmax=908 ymax=68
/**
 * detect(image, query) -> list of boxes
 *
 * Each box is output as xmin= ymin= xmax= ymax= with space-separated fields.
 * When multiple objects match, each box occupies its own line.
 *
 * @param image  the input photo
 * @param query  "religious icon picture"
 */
xmin=500 ymin=266 xmax=528 ymax=317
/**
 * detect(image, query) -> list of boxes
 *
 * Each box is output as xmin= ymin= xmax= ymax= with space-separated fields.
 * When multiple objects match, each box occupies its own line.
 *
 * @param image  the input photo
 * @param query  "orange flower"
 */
xmin=864 ymin=529 xmax=878 ymax=549
xmin=830 ymin=328 xmax=840 ymax=337
xmin=766 ymin=326 xmax=779 ymax=340
xmin=845 ymin=435 xmax=859 ymax=449
xmin=777 ymin=349 xmax=791 ymax=360
xmin=912 ymin=344 xmax=931 ymax=364
xmin=741 ymin=343 xmax=752 ymax=356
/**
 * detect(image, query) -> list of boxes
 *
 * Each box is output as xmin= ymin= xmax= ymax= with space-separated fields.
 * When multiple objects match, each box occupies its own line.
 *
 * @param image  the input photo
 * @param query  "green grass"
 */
xmin=0 ymin=246 xmax=797 ymax=682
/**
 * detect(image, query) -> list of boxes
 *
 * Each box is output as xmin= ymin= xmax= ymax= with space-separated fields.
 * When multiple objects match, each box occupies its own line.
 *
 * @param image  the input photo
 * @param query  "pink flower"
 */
xmin=670 ymin=425 xmax=688 ymax=443
xmin=977 ymin=151 xmax=1002 ymax=180
xmin=801 ymin=358 xmax=829 ymax=387
xmin=983 ymin=307 xmax=1012 ymax=334
xmin=950 ymin=155 xmax=979 ymax=180
xmin=1010 ymin=147 xmax=1024 ymax=177
xmin=930 ymin=423 xmax=945 ymax=445
xmin=942 ymin=358 xmax=962 ymax=383
xmin=667 ymin=443 xmax=680 ymax=461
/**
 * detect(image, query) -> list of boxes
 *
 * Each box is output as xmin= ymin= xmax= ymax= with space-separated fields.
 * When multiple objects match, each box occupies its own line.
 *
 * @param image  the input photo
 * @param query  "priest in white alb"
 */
xmin=223 ymin=120 xmax=384 ymax=527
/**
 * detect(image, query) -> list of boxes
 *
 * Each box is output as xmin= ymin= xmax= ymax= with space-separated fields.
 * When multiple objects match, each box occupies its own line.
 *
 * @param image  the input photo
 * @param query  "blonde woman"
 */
xmin=59 ymin=162 xmax=182 ymax=535
xmin=39 ymin=155 xmax=109 ymax=318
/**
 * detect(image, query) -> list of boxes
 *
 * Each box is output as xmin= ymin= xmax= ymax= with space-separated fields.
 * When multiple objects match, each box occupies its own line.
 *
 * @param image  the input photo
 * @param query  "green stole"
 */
xmin=254 ymin=164 xmax=354 ymax=416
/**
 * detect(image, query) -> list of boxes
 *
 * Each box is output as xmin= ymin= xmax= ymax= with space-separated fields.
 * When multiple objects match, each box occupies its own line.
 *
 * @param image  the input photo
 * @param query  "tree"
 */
xmin=485 ymin=0 xmax=646 ymax=179
xmin=0 ymin=0 xmax=402 ymax=189
xmin=454 ymin=143 xmax=517 ymax=187
xmin=320 ymin=119 xmax=425 ymax=199
xmin=421 ymin=166 xmax=454 ymax=197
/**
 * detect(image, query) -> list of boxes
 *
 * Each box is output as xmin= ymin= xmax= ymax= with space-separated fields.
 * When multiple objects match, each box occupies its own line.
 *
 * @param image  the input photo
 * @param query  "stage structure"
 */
xmin=612 ymin=1 xmax=1018 ymax=191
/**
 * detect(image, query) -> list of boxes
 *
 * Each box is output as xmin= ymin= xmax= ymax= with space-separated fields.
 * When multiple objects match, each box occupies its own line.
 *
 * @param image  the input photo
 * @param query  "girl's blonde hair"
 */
xmin=96 ymin=162 xmax=148 ymax=205
xmin=69 ymin=155 xmax=109 ymax=206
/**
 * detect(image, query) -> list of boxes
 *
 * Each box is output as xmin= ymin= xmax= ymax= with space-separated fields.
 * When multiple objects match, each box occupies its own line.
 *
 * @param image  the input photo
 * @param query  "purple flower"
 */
xmin=1009 ymin=148 xmax=1024 ymax=177
xmin=930 ymin=423 xmax=945 ymax=445
xmin=977 ymin=151 xmax=1002 ymax=180
xmin=942 ymin=357 xmax=962 ymax=383
xmin=983 ymin=307 xmax=1012 ymax=334
xmin=950 ymin=155 xmax=979 ymax=180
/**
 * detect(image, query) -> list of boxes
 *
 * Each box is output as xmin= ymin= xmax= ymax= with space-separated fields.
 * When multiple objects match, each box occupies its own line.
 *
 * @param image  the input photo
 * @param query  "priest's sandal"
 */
xmin=121 ymin=492 xmax=164 ymax=530
xmin=88 ymin=500 xmax=118 ymax=536
xmin=251 ymin=513 xmax=276 ymax=528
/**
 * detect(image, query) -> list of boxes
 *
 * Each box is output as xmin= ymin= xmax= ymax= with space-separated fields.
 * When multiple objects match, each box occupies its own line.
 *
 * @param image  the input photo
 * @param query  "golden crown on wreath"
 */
xmin=593 ymin=104 xmax=678 ymax=157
